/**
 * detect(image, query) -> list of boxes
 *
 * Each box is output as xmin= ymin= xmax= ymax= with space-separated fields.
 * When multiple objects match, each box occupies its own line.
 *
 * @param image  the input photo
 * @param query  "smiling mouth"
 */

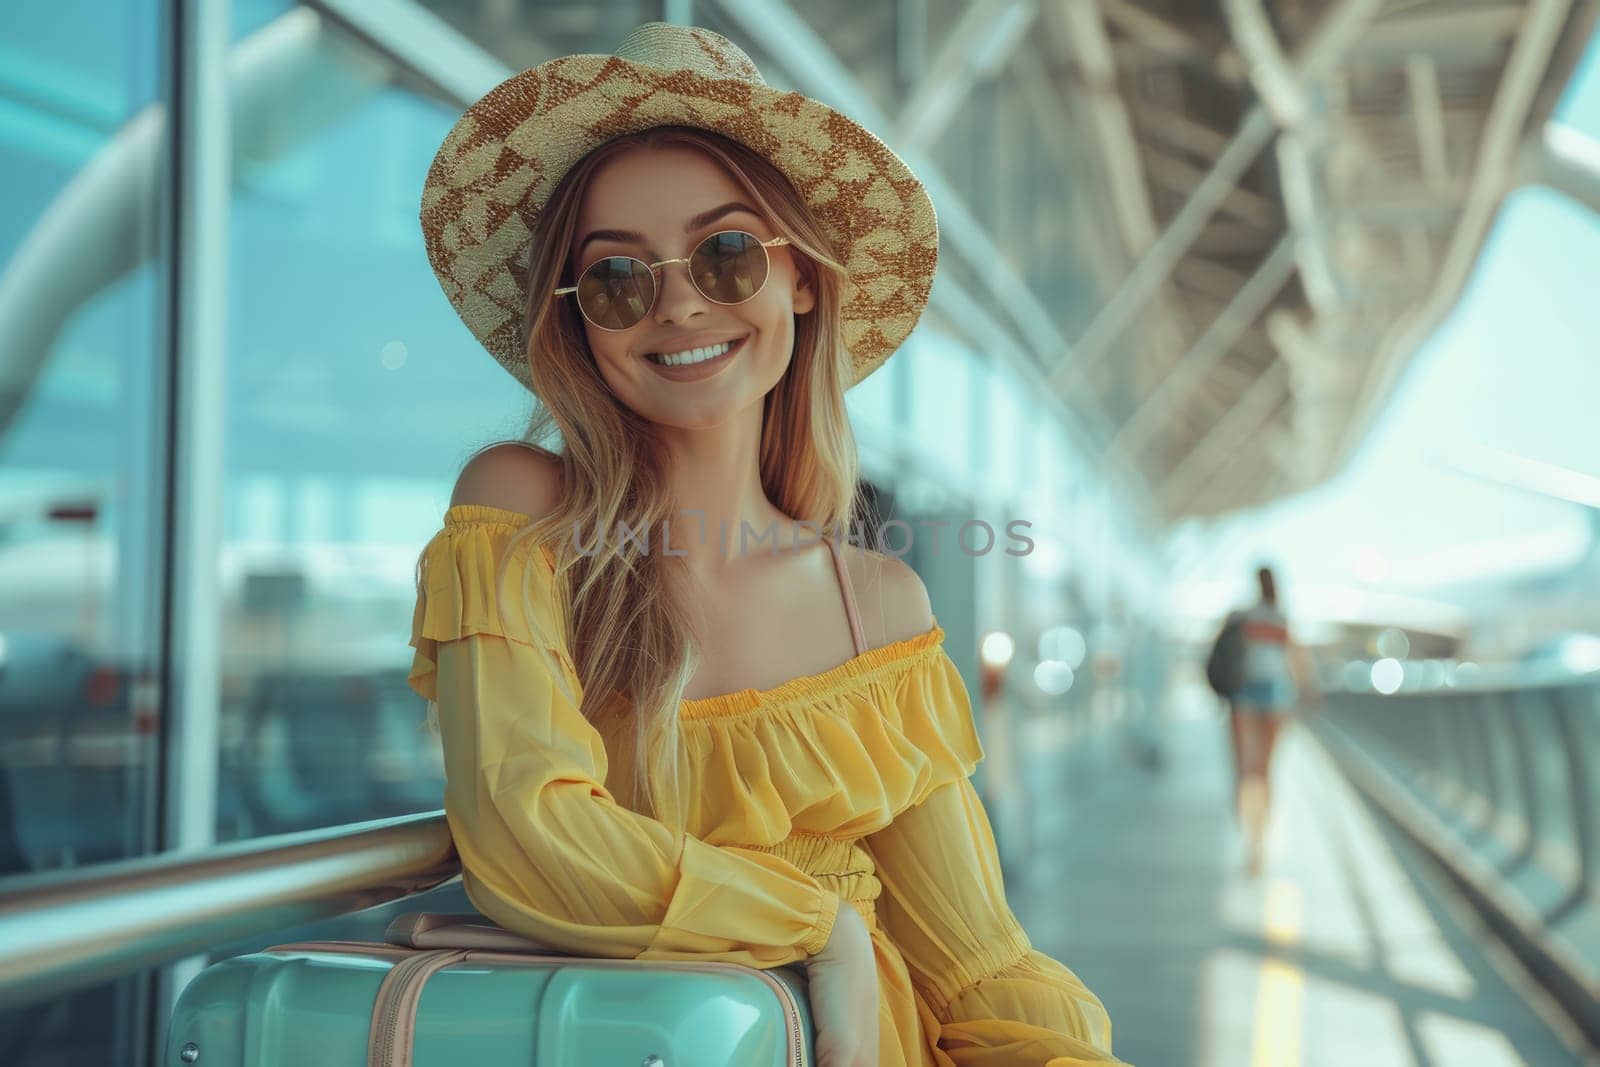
xmin=645 ymin=337 xmax=745 ymax=367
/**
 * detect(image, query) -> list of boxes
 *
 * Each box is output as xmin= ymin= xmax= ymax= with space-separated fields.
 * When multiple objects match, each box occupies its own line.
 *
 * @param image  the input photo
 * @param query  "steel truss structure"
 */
xmin=352 ymin=0 xmax=1600 ymax=521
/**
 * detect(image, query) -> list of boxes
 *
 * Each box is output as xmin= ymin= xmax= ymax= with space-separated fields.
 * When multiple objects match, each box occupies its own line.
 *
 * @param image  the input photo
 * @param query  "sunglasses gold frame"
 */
xmin=553 ymin=230 xmax=792 ymax=332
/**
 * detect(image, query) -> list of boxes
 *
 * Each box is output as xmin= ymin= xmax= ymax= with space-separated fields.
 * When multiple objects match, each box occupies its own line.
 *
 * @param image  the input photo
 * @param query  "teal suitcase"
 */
xmin=165 ymin=912 xmax=815 ymax=1066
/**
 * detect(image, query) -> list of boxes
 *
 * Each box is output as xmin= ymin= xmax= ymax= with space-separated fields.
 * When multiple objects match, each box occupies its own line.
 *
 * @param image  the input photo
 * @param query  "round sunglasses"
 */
xmin=554 ymin=229 xmax=793 ymax=332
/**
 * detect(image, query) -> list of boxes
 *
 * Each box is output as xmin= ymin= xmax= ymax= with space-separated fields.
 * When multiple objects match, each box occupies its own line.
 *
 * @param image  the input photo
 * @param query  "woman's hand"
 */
xmin=806 ymin=902 xmax=880 ymax=1067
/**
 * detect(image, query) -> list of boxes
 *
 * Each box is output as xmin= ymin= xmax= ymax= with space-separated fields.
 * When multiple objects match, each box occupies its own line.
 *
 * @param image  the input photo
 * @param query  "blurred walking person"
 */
xmin=1206 ymin=565 xmax=1316 ymax=876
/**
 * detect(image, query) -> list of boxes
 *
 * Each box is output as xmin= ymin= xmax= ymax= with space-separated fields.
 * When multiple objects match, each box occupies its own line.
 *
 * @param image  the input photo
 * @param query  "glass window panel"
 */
xmin=987 ymin=371 xmax=1024 ymax=504
xmin=0 ymin=2 xmax=164 ymax=1064
xmin=220 ymin=22 xmax=472 ymax=843
xmin=910 ymin=332 xmax=973 ymax=481
xmin=846 ymin=330 xmax=896 ymax=440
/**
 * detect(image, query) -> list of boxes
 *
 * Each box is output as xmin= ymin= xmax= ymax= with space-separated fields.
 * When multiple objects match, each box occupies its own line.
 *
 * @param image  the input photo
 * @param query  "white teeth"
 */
xmin=649 ymin=340 xmax=736 ymax=367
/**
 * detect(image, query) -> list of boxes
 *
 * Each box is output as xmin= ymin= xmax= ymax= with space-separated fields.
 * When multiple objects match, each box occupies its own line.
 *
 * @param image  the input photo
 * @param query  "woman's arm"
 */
xmin=423 ymin=613 xmax=839 ymax=965
xmin=1287 ymin=635 xmax=1321 ymax=712
xmin=862 ymin=775 xmax=1126 ymax=1064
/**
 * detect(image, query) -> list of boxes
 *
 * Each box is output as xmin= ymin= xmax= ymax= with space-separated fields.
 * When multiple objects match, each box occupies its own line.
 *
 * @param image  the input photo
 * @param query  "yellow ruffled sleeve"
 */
xmin=409 ymin=503 xmax=840 ymax=967
xmin=864 ymin=658 xmax=1126 ymax=1065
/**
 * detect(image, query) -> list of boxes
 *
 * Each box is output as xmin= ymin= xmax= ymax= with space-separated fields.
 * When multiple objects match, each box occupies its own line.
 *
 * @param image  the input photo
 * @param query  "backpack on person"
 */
xmin=1205 ymin=613 xmax=1246 ymax=698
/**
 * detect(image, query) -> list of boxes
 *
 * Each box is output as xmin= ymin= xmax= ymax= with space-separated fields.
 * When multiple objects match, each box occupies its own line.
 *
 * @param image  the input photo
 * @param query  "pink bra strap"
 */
xmin=825 ymin=536 xmax=867 ymax=657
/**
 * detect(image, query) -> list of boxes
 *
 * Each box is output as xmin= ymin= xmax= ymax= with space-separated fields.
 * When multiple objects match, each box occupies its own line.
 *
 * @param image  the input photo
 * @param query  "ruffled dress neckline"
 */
xmin=678 ymin=623 xmax=946 ymax=719
xmin=439 ymin=502 xmax=948 ymax=721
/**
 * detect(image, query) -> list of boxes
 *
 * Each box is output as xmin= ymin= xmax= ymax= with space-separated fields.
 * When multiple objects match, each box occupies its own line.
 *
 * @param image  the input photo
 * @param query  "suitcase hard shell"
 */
xmin=166 ymin=914 xmax=815 ymax=1066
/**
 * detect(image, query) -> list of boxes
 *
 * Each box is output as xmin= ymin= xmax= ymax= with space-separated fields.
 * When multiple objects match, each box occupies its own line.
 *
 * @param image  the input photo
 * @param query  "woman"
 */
xmin=408 ymin=22 xmax=1123 ymax=1067
xmin=1226 ymin=565 xmax=1315 ymax=876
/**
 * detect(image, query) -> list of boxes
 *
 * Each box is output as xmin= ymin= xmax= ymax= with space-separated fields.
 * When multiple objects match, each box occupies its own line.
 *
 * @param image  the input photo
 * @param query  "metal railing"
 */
xmin=0 ymin=810 xmax=459 ymax=1011
xmin=1312 ymin=666 xmax=1600 ymax=1040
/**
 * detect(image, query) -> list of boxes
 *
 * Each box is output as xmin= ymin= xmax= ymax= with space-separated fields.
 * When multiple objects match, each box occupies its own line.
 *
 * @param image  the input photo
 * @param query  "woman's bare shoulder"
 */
xmin=450 ymin=441 xmax=565 ymax=522
xmin=838 ymin=542 xmax=935 ymax=647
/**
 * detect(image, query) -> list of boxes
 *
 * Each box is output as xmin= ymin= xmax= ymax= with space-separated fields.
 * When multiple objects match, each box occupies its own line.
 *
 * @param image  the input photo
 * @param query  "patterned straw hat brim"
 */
xmin=419 ymin=22 xmax=938 ymax=395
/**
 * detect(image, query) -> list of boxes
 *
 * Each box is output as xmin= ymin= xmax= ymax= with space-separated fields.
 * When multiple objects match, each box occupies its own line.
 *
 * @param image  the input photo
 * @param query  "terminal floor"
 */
xmin=990 ymin=708 xmax=1596 ymax=1067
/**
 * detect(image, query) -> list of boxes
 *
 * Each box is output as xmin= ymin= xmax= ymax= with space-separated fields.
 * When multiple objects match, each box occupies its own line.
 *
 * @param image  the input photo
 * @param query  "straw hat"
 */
xmin=419 ymin=21 xmax=938 ymax=394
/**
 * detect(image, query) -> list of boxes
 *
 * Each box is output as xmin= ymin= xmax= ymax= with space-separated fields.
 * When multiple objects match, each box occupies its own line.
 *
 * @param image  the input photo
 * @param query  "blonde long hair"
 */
xmin=428 ymin=126 xmax=864 ymax=831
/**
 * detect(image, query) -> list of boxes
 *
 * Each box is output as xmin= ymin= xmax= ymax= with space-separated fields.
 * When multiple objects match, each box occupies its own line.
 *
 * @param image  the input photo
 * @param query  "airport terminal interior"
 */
xmin=4 ymin=0 xmax=1600 ymax=1064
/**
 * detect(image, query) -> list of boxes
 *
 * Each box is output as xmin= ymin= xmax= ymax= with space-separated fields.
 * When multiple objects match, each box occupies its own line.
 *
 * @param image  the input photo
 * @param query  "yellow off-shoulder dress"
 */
xmin=407 ymin=504 xmax=1125 ymax=1066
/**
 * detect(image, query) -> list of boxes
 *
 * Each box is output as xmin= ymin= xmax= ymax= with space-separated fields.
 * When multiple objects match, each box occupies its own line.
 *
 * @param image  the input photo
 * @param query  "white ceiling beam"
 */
xmin=1107 ymin=234 xmax=1297 ymax=460
xmin=1162 ymin=375 xmax=1291 ymax=514
xmin=895 ymin=0 xmax=1037 ymax=151
xmin=1052 ymin=0 xmax=1385 ymax=393
xmin=1405 ymin=53 xmax=1452 ymax=194
xmin=1097 ymin=0 xmax=1241 ymax=82
xmin=1173 ymin=257 xmax=1252 ymax=302
xmin=1141 ymin=147 xmax=1282 ymax=227
xmin=1224 ymin=0 xmax=1343 ymax=318
xmin=1058 ymin=104 xmax=1272 ymax=379
xmin=308 ymin=0 xmax=524 ymax=100
xmin=1353 ymin=6 xmax=1528 ymax=56
xmin=1127 ymin=101 xmax=1233 ymax=160
xmin=1030 ymin=3 xmax=1193 ymax=382
xmin=1276 ymin=131 xmax=1343 ymax=318
xmin=1051 ymin=0 xmax=1160 ymax=255
xmin=1332 ymin=192 xmax=1465 ymax=227
xmin=1222 ymin=0 xmax=1310 ymax=130
xmin=1334 ymin=0 xmax=1576 ymax=471
xmin=1264 ymin=308 xmax=1342 ymax=390
xmin=1519 ymin=121 xmax=1600 ymax=214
